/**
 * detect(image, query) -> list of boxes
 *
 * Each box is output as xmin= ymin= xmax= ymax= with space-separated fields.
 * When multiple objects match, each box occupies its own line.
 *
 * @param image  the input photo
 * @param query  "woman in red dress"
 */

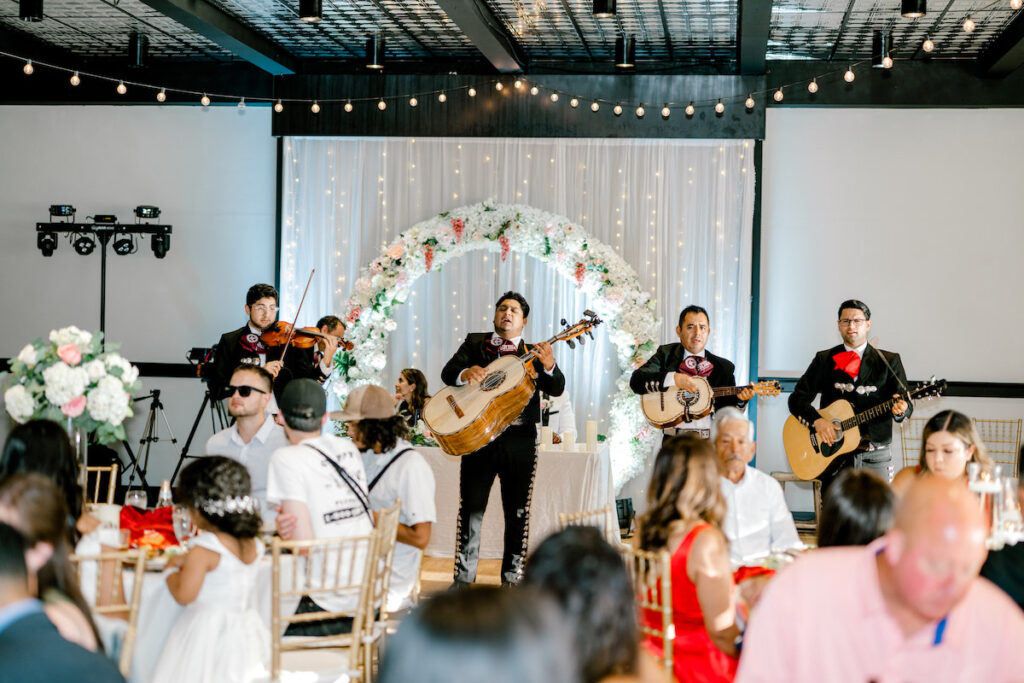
xmin=636 ymin=434 xmax=740 ymax=683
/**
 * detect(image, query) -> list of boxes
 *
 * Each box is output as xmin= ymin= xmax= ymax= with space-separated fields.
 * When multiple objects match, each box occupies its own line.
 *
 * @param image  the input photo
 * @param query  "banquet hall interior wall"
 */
xmin=0 ymin=104 xmax=1022 ymax=509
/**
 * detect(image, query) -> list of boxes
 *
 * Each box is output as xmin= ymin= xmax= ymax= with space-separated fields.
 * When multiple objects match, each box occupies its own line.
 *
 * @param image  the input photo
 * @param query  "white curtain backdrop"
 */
xmin=280 ymin=137 xmax=755 ymax=486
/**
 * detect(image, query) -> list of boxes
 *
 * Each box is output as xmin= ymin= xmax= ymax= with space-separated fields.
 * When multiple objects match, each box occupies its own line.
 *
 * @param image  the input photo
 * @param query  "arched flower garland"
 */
xmin=331 ymin=202 xmax=661 ymax=488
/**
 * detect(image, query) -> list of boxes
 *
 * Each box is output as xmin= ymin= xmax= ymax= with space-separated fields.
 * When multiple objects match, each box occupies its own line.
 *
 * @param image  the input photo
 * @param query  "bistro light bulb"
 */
xmin=344 ymin=101 xmax=353 ymax=112
xmin=201 ymin=94 xmax=211 ymax=106
xmin=613 ymin=104 xmax=623 ymax=116
xmin=714 ymin=99 xmax=725 ymax=114
xmin=514 ymin=79 xmax=523 ymax=89
xmin=550 ymin=92 xmax=559 ymax=102
xmin=495 ymin=81 xmax=503 ymax=91
xmin=773 ymin=88 xmax=784 ymax=102
xmin=468 ymin=87 xmax=477 ymax=97
xmin=1012 ymin=0 xmax=1022 ymax=10
xmin=661 ymin=105 xmax=670 ymax=118
xmin=923 ymin=37 xmax=935 ymax=52
xmin=377 ymin=99 xmax=387 ymax=110
xmin=438 ymin=92 xmax=447 ymax=103
xmin=635 ymin=104 xmax=645 ymax=117
xmin=157 ymin=89 xmax=167 ymax=102
xmin=844 ymin=67 xmax=855 ymax=82
xmin=590 ymin=101 xmax=600 ymax=112
xmin=70 ymin=71 xmax=80 ymax=86
xmin=685 ymin=102 xmax=695 ymax=115
xmin=409 ymin=96 xmax=418 ymax=107
xmin=744 ymin=95 xmax=755 ymax=109
xmin=882 ymin=55 xmax=894 ymax=68
xmin=117 ymin=81 xmax=127 ymax=95
xmin=808 ymin=79 xmax=819 ymax=93
xmin=530 ymin=86 xmax=539 ymax=96
xmin=570 ymin=97 xmax=579 ymax=108
xmin=963 ymin=17 xmax=976 ymax=32
xmin=311 ymin=101 xmax=320 ymax=113
xmin=23 ymin=61 xmax=33 ymax=75
xmin=274 ymin=100 xmax=283 ymax=112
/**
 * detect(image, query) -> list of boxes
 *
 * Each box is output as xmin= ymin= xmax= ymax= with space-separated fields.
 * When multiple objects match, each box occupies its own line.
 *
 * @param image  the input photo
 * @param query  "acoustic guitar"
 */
xmin=423 ymin=311 xmax=602 ymax=456
xmin=640 ymin=378 xmax=782 ymax=429
xmin=782 ymin=379 xmax=946 ymax=480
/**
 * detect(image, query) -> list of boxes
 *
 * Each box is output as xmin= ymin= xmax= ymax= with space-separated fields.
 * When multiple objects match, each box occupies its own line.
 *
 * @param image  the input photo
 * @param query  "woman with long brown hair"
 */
xmin=892 ymin=410 xmax=992 ymax=496
xmin=636 ymin=434 xmax=740 ymax=682
xmin=394 ymin=368 xmax=430 ymax=426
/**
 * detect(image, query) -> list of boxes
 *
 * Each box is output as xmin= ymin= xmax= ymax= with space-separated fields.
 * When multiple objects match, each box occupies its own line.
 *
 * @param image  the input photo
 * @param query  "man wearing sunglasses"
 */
xmin=205 ymin=365 xmax=288 ymax=525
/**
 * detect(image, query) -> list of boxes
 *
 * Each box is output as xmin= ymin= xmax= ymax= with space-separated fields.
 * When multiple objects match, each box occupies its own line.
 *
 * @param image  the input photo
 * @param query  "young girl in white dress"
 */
xmin=151 ymin=456 xmax=270 ymax=683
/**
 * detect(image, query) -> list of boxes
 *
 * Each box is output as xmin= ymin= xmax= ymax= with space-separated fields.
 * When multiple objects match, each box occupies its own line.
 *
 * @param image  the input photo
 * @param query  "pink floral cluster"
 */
xmin=451 ymin=217 xmax=465 ymax=243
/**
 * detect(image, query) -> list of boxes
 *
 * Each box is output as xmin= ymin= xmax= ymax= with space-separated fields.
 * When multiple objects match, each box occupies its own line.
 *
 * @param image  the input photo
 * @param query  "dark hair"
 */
xmin=495 ymin=291 xmax=530 ymax=320
xmin=837 ymin=299 xmax=870 ymax=320
xmin=246 ymin=283 xmax=278 ymax=307
xmin=349 ymin=416 xmax=410 ymax=454
xmin=523 ymin=527 xmax=637 ymax=683
xmin=918 ymin=409 xmax=990 ymax=475
xmin=400 ymin=368 xmax=430 ymax=411
xmin=0 ymin=474 xmax=102 ymax=648
xmin=1 ymin=419 xmax=83 ymax=529
xmin=817 ymin=469 xmax=894 ymax=547
xmin=0 ymin=522 xmax=27 ymax=583
xmin=678 ymin=305 xmax=710 ymax=329
xmin=379 ymin=586 xmax=578 ymax=683
xmin=174 ymin=457 xmax=261 ymax=539
xmin=231 ymin=364 xmax=274 ymax=393
xmin=316 ymin=315 xmax=345 ymax=332
xmin=637 ymin=434 xmax=725 ymax=551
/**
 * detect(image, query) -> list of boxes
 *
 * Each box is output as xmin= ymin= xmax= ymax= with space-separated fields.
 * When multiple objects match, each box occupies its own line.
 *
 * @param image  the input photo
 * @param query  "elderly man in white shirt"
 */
xmin=713 ymin=407 xmax=802 ymax=566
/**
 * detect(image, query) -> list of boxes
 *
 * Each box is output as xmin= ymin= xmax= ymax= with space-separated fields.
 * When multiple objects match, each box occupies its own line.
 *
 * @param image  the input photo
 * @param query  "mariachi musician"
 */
xmin=210 ymin=283 xmax=343 ymax=402
xmin=441 ymin=291 xmax=565 ymax=587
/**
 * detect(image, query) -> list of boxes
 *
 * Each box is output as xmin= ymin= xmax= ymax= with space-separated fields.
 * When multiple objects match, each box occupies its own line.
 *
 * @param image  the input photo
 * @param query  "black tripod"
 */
xmin=124 ymin=390 xmax=181 ymax=496
xmin=170 ymin=385 xmax=229 ymax=484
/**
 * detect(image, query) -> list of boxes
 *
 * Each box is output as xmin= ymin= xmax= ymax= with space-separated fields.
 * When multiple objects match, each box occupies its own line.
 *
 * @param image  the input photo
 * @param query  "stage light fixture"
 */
xmin=901 ymin=0 xmax=925 ymax=18
xmin=49 ymin=204 xmax=75 ymax=217
xmin=113 ymin=235 xmax=135 ymax=255
xmin=366 ymin=34 xmax=385 ymax=69
xmin=37 ymin=231 xmax=57 ymax=257
xmin=615 ymin=35 xmax=636 ymax=68
xmin=74 ymin=234 xmax=96 ymax=256
xmin=19 ymin=0 xmax=42 ymax=22
xmin=151 ymin=233 xmax=170 ymax=259
xmin=299 ymin=0 xmax=321 ymax=22
xmin=872 ymin=30 xmax=892 ymax=68
xmin=93 ymin=214 xmax=118 ymax=224
xmin=135 ymin=206 xmax=160 ymax=220
xmin=128 ymin=30 xmax=148 ymax=68
xmin=593 ymin=0 xmax=615 ymax=18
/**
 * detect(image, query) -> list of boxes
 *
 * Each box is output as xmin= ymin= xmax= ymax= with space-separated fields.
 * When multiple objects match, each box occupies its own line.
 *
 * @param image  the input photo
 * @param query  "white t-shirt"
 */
xmin=205 ymin=418 xmax=289 ymax=525
xmin=361 ymin=439 xmax=436 ymax=612
xmin=720 ymin=466 xmax=803 ymax=567
xmin=266 ymin=434 xmax=374 ymax=613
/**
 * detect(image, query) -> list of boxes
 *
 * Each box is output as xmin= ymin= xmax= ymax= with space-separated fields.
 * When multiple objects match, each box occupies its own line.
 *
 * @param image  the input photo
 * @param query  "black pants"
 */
xmin=283 ymin=595 xmax=354 ymax=637
xmin=820 ymin=444 xmax=894 ymax=497
xmin=454 ymin=425 xmax=538 ymax=585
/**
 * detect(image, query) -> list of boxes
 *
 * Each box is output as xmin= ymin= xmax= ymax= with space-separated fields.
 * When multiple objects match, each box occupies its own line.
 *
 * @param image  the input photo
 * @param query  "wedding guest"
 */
xmin=205 ymin=365 xmax=287 ymax=525
xmin=151 ymin=457 xmax=268 ymax=683
xmin=891 ymin=409 xmax=991 ymax=496
xmin=736 ymin=477 xmax=1024 ymax=682
xmin=816 ymin=469 xmax=894 ymax=547
xmin=339 ymin=384 xmax=435 ymax=613
xmin=378 ymin=586 xmax=578 ymax=683
xmin=267 ymin=379 xmax=374 ymax=636
xmin=635 ymin=434 xmax=739 ymax=682
xmin=394 ymin=368 xmax=430 ymax=427
xmin=0 ymin=473 xmax=101 ymax=652
xmin=542 ymin=391 xmax=577 ymax=437
xmin=979 ymin=450 xmax=1024 ymax=609
xmin=523 ymin=526 xmax=670 ymax=683
xmin=0 ymin=522 xmax=124 ymax=683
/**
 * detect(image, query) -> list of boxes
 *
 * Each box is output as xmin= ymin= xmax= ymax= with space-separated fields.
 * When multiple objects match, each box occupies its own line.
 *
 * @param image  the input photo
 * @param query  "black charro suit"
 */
xmin=210 ymin=325 xmax=327 ymax=402
xmin=629 ymin=344 xmax=746 ymax=411
xmin=441 ymin=332 xmax=565 ymax=585
xmin=0 ymin=609 xmax=125 ymax=683
xmin=788 ymin=344 xmax=912 ymax=483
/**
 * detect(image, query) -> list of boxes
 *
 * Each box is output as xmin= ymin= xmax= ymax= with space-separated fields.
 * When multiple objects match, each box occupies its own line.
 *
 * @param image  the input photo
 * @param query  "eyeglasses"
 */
xmin=225 ymin=385 xmax=267 ymax=397
xmin=251 ymin=305 xmax=278 ymax=314
xmin=838 ymin=318 xmax=868 ymax=327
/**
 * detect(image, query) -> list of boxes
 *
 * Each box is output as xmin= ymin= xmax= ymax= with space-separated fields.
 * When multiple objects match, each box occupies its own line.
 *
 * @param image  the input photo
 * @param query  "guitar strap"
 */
xmin=368 ymin=447 xmax=414 ymax=492
xmin=305 ymin=443 xmax=374 ymax=526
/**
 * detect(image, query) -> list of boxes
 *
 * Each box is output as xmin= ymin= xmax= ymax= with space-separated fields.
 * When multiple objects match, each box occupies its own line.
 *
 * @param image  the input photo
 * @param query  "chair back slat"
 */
xmin=557 ymin=504 xmax=621 ymax=547
xmin=620 ymin=545 xmax=673 ymax=677
xmin=973 ymin=418 xmax=1022 ymax=474
xmin=85 ymin=463 xmax=119 ymax=504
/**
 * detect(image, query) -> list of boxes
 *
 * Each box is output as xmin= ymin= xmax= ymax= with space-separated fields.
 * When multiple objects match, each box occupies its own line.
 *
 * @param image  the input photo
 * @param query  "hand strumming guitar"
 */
xmin=460 ymin=366 xmax=487 ymax=384
xmin=674 ymin=373 xmax=703 ymax=393
xmin=813 ymin=418 xmax=838 ymax=446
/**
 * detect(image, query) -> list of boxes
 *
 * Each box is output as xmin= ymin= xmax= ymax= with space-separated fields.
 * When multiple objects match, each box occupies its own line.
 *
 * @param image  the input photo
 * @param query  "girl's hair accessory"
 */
xmin=197 ymin=495 xmax=259 ymax=517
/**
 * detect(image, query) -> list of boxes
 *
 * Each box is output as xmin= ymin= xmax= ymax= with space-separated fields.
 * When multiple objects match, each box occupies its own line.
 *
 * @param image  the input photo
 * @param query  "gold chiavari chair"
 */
xmin=620 ymin=545 xmax=674 ymax=679
xmin=899 ymin=417 xmax=929 ymax=468
xmin=85 ymin=463 xmax=119 ymax=504
xmin=972 ymin=418 xmax=1022 ymax=475
xmin=558 ymin=504 xmax=624 ymax=548
xmin=70 ymin=547 xmax=147 ymax=678
xmin=362 ymin=500 xmax=401 ymax=680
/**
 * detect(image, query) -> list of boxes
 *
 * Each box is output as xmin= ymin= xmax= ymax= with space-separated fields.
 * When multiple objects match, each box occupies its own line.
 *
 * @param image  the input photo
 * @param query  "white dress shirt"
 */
xmin=720 ymin=465 xmax=802 ymax=566
xmin=205 ymin=417 xmax=289 ymax=525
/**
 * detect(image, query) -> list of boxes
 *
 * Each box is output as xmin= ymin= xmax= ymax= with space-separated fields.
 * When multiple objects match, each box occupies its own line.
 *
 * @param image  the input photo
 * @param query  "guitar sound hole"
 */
xmin=676 ymin=390 xmax=697 ymax=406
xmin=480 ymin=371 xmax=506 ymax=391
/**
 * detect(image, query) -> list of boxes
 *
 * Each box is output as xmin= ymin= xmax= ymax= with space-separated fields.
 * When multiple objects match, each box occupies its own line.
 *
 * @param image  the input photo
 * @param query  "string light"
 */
xmin=808 ymin=79 xmax=819 ymax=93
xmin=69 ymin=71 xmax=80 ymax=86
xmin=22 ymin=60 xmax=33 ymax=75
xmin=495 ymin=81 xmax=503 ymax=91
xmin=922 ymin=37 xmax=935 ymax=52
xmin=882 ymin=55 xmax=894 ymax=69
xmin=311 ymin=100 xmax=320 ymax=113
xmin=590 ymin=101 xmax=600 ymax=112
xmin=157 ymin=88 xmax=167 ymax=102
xmin=635 ymin=104 xmax=645 ymax=117
xmin=844 ymin=67 xmax=855 ymax=82
xmin=685 ymin=102 xmax=695 ymax=116
xmin=238 ymin=97 xmax=246 ymax=109
xmin=773 ymin=88 xmax=784 ymax=102
xmin=468 ymin=87 xmax=477 ymax=97
xmin=514 ymin=79 xmax=523 ymax=89
xmin=569 ymin=97 xmax=579 ymax=108
xmin=661 ymin=104 xmax=670 ymax=118
xmin=438 ymin=92 xmax=446 ymax=103
xmin=116 ymin=81 xmax=127 ymax=95
xmin=963 ymin=17 xmax=976 ymax=32
xmin=409 ymin=96 xmax=418 ymax=107
xmin=530 ymin=86 xmax=539 ymax=96
xmin=274 ymin=100 xmax=283 ymax=112
xmin=344 ymin=100 xmax=353 ymax=112
xmin=613 ymin=104 xmax=623 ymax=116
xmin=744 ymin=94 xmax=755 ymax=109
xmin=377 ymin=99 xmax=386 ymax=110
xmin=550 ymin=92 xmax=559 ymax=102
xmin=714 ymin=99 xmax=725 ymax=114
xmin=1013 ymin=0 xmax=1023 ymax=10
xmin=201 ymin=93 xmax=210 ymax=106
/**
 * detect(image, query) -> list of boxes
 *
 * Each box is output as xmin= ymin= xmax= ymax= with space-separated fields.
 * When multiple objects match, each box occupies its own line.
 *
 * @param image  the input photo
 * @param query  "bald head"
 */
xmin=894 ymin=476 xmax=986 ymax=541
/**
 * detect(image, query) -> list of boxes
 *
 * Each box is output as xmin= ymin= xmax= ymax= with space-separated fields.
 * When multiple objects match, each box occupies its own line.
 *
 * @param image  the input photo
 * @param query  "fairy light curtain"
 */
xmin=279 ymin=136 xmax=754 ymax=458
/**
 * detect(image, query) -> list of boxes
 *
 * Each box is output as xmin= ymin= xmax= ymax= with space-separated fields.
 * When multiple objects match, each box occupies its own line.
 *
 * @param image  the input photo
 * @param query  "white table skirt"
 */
xmin=421 ymin=445 xmax=615 ymax=560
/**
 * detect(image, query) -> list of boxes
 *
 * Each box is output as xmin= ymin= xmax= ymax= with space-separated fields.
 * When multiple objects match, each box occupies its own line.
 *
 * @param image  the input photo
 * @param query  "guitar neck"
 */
xmin=712 ymin=386 xmax=745 ymax=398
xmin=520 ymin=332 xmax=561 ymax=365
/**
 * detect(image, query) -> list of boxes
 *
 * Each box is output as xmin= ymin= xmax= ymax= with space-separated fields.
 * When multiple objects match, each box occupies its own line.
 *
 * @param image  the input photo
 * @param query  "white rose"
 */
xmin=49 ymin=326 xmax=92 ymax=347
xmin=3 ymin=385 xmax=35 ymax=423
xmin=42 ymin=362 xmax=88 ymax=407
xmin=16 ymin=344 xmax=39 ymax=368
xmin=83 ymin=359 xmax=107 ymax=383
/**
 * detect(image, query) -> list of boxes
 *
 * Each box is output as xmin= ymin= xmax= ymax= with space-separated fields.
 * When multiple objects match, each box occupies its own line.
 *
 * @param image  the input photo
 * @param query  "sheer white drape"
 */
xmin=280 ymin=137 xmax=754 ymax=475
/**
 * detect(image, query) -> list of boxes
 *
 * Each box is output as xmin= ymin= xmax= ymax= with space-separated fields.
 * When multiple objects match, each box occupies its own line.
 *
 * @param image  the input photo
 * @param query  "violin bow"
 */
xmin=278 ymin=268 xmax=315 ymax=365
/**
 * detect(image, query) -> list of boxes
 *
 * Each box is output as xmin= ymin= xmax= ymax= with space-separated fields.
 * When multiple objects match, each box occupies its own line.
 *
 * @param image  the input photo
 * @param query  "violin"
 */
xmin=261 ymin=321 xmax=354 ymax=351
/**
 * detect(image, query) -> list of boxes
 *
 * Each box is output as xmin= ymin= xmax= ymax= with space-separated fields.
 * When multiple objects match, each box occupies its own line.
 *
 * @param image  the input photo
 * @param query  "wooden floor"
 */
xmin=419 ymin=556 xmax=502 ymax=595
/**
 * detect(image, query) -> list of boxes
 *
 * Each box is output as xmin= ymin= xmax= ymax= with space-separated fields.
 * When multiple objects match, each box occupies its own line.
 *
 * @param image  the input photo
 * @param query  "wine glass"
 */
xmin=172 ymin=505 xmax=194 ymax=546
xmin=125 ymin=489 xmax=148 ymax=509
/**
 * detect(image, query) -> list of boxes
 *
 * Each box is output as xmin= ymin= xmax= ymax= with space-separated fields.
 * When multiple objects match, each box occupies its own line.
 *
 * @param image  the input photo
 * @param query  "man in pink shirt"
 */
xmin=736 ymin=477 xmax=1024 ymax=682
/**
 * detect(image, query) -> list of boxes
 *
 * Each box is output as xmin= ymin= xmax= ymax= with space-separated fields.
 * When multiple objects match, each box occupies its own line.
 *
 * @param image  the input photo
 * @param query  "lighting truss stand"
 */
xmin=124 ymin=389 xmax=181 ymax=493
xmin=170 ymin=387 xmax=229 ymax=484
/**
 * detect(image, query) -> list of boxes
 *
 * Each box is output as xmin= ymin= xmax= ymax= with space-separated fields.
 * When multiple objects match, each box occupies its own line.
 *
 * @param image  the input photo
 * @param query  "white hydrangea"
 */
xmin=83 ymin=359 xmax=108 ymax=383
xmin=16 ymin=344 xmax=39 ymax=369
xmin=42 ymin=362 xmax=89 ymax=407
xmin=49 ymin=326 xmax=92 ymax=347
xmin=103 ymin=354 xmax=139 ymax=385
xmin=87 ymin=376 xmax=131 ymax=425
xmin=3 ymin=385 xmax=35 ymax=423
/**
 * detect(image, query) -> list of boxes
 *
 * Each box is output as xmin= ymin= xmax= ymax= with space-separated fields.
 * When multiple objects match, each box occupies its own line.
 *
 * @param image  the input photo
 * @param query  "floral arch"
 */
xmin=331 ymin=202 xmax=661 ymax=487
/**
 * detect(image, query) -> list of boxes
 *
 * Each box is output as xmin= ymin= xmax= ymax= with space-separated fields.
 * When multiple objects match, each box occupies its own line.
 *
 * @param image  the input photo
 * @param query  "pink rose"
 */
xmin=57 ymin=344 xmax=82 ymax=366
xmin=61 ymin=395 xmax=86 ymax=418
xmin=386 ymin=243 xmax=404 ymax=260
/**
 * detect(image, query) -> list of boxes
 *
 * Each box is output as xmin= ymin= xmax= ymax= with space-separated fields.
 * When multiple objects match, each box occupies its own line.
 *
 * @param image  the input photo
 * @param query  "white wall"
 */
xmin=0 ymin=105 xmax=277 ymax=484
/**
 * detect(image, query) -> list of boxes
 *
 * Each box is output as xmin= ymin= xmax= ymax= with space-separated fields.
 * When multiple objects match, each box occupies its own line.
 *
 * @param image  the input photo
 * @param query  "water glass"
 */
xmin=172 ymin=506 xmax=194 ymax=546
xmin=125 ymin=489 xmax=148 ymax=509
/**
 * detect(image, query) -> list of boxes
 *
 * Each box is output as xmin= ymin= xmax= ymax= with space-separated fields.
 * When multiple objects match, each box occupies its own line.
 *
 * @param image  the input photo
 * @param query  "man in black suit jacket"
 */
xmin=210 ymin=284 xmax=339 ymax=403
xmin=789 ymin=299 xmax=910 ymax=486
xmin=441 ymin=291 xmax=565 ymax=586
xmin=630 ymin=305 xmax=754 ymax=436
xmin=0 ymin=522 xmax=124 ymax=683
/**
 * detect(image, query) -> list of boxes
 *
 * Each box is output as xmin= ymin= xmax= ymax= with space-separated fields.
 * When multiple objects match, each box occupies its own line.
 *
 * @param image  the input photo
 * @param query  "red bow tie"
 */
xmin=833 ymin=350 xmax=861 ymax=379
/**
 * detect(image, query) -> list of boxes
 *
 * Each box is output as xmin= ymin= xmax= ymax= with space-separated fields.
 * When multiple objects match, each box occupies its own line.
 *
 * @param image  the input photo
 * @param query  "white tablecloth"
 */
xmin=421 ymin=445 xmax=615 ymax=559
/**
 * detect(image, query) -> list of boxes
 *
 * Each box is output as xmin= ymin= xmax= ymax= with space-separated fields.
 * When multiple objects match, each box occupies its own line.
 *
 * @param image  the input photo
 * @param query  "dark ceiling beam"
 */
xmin=978 ymin=10 xmax=1024 ymax=76
xmin=433 ymin=0 xmax=524 ymax=72
xmin=827 ymin=0 xmax=858 ymax=63
xmin=555 ymin=0 xmax=594 ymax=62
xmin=656 ymin=0 xmax=675 ymax=62
xmin=737 ymin=0 xmax=772 ymax=74
xmin=134 ymin=0 xmax=298 ymax=75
